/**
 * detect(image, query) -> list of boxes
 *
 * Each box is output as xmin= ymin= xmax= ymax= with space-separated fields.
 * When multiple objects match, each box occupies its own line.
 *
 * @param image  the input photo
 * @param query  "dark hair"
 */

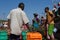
xmin=41 ymin=16 xmax=44 ymax=18
xmin=45 ymin=7 xmax=49 ymax=10
xmin=45 ymin=7 xmax=49 ymax=12
xmin=18 ymin=3 xmax=24 ymax=7
xmin=33 ymin=13 xmax=38 ymax=16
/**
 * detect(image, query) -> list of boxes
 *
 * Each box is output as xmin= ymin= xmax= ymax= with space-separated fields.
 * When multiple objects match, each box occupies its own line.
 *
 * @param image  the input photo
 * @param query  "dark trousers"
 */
xmin=9 ymin=34 xmax=20 ymax=40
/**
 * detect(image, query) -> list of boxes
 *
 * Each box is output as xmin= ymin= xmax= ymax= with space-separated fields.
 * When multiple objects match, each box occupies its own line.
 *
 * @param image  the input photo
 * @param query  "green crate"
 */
xmin=0 ymin=30 xmax=7 ymax=33
xmin=0 ymin=30 xmax=7 ymax=35
xmin=22 ymin=31 xmax=27 ymax=40
xmin=0 ymin=30 xmax=8 ymax=39
xmin=22 ymin=31 xmax=26 ymax=36
xmin=0 ymin=39 xmax=8 ymax=40
xmin=0 ymin=32 xmax=7 ymax=35
xmin=0 ymin=35 xmax=8 ymax=39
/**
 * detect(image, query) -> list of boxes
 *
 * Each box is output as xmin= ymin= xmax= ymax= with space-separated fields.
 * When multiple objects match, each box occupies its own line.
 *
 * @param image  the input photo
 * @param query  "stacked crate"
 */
xmin=22 ymin=31 xmax=27 ymax=40
xmin=22 ymin=30 xmax=29 ymax=40
xmin=0 ymin=30 xmax=8 ymax=40
xmin=27 ymin=32 xmax=42 ymax=40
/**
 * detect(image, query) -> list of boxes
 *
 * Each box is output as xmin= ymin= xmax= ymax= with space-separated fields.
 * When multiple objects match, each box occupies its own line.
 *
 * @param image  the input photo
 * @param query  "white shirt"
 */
xmin=7 ymin=8 xmax=29 ymax=35
xmin=53 ymin=8 xmax=57 ymax=12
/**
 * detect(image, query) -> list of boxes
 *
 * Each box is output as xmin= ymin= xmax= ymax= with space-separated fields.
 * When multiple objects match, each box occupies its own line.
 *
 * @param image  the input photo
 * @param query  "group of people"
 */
xmin=45 ymin=2 xmax=60 ymax=40
xmin=6 ymin=2 xmax=60 ymax=40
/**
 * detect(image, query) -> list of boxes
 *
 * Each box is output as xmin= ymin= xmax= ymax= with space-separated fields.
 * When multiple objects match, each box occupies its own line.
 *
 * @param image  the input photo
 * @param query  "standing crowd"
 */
xmin=0 ymin=2 xmax=60 ymax=40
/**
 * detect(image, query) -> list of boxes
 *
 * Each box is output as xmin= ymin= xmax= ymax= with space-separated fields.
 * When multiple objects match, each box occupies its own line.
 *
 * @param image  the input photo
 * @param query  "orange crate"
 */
xmin=27 ymin=32 xmax=42 ymax=40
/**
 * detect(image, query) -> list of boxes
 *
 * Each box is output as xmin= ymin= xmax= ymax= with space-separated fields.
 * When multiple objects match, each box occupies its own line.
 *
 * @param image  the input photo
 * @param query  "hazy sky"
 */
xmin=0 ymin=0 xmax=60 ymax=23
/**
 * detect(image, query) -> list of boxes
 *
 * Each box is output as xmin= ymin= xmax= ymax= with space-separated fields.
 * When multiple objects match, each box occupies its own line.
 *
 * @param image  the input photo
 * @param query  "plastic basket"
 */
xmin=22 ymin=31 xmax=27 ymax=40
xmin=0 ymin=30 xmax=8 ymax=40
xmin=27 ymin=32 xmax=42 ymax=40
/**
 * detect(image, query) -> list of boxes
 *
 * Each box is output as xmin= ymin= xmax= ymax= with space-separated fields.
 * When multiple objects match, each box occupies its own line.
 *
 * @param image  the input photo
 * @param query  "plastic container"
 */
xmin=21 ymin=30 xmax=29 ymax=40
xmin=0 ymin=30 xmax=8 ymax=40
xmin=22 ymin=31 xmax=27 ymax=40
xmin=27 ymin=32 xmax=42 ymax=40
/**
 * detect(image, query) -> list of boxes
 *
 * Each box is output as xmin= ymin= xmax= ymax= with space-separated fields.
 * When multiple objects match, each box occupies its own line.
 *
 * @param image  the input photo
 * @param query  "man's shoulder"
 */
xmin=11 ymin=8 xmax=18 ymax=12
xmin=11 ymin=8 xmax=21 ymax=12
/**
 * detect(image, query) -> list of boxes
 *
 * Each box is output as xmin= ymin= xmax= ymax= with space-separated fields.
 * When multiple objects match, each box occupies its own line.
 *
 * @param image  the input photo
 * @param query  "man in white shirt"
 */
xmin=7 ymin=3 xmax=29 ymax=40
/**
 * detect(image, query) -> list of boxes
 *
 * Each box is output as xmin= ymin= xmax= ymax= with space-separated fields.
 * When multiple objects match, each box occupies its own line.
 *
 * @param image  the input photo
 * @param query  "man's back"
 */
xmin=8 ymin=8 xmax=23 ymax=35
xmin=7 ymin=8 xmax=29 ymax=35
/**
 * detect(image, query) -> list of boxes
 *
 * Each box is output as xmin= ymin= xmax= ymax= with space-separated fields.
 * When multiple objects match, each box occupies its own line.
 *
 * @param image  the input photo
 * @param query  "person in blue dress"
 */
xmin=32 ymin=13 xmax=40 ymax=31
